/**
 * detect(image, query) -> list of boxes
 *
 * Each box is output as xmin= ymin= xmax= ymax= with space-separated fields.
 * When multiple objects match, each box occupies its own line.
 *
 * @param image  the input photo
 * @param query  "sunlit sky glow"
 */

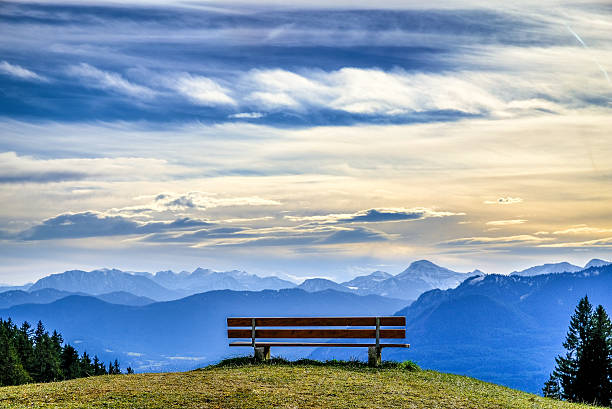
xmin=1 ymin=0 xmax=611 ymax=283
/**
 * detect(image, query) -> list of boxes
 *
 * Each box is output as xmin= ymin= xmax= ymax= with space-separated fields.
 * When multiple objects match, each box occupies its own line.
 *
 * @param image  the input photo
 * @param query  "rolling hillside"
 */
xmin=0 ymin=362 xmax=600 ymax=409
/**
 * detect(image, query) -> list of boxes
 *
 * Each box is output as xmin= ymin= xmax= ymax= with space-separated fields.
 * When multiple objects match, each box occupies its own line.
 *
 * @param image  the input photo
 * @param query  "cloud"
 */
xmin=540 ymin=237 xmax=612 ymax=248
xmin=229 ymin=112 xmax=265 ymax=119
xmin=151 ymin=192 xmax=282 ymax=211
xmin=552 ymin=226 xmax=612 ymax=235
xmin=0 ymin=61 xmax=46 ymax=81
xmin=442 ymin=234 xmax=550 ymax=246
xmin=67 ymin=63 xmax=155 ymax=98
xmin=171 ymin=74 xmax=236 ymax=106
xmin=319 ymin=227 xmax=388 ymax=244
xmin=486 ymin=219 xmax=527 ymax=226
xmin=242 ymin=68 xmax=503 ymax=115
xmin=19 ymin=212 xmax=212 ymax=240
xmin=484 ymin=197 xmax=523 ymax=205
xmin=0 ymin=152 xmax=186 ymax=184
xmin=285 ymin=207 xmax=463 ymax=224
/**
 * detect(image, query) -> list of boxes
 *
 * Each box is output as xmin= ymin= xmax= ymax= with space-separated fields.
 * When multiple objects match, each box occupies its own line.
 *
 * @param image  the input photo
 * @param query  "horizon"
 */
xmin=1 ymin=0 xmax=611 ymax=285
xmin=2 ymin=255 xmax=610 ymax=286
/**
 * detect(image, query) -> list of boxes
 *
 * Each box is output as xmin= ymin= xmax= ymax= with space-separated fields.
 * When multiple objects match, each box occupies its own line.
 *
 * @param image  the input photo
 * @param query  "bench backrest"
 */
xmin=227 ymin=316 xmax=406 ymax=346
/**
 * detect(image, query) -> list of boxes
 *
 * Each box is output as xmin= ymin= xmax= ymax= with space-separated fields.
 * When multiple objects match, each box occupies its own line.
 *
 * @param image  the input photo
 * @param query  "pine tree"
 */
xmin=31 ymin=327 xmax=63 ymax=382
xmin=60 ymin=344 xmax=81 ymax=379
xmin=80 ymin=351 xmax=93 ymax=377
xmin=0 ymin=320 xmax=30 ymax=386
xmin=14 ymin=321 xmax=35 ymax=375
xmin=113 ymin=359 xmax=121 ymax=375
xmin=585 ymin=305 xmax=612 ymax=406
xmin=544 ymin=296 xmax=612 ymax=406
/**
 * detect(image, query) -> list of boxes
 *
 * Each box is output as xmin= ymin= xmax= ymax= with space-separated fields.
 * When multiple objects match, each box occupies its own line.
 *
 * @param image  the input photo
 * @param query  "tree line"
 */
xmin=544 ymin=295 xmax=612 ymax=407
xmin=0 ymin=318 xmax=133 ymax=386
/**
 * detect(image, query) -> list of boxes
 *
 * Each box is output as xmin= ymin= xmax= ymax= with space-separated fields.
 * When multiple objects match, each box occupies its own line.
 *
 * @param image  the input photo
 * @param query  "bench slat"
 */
xmin=229 ymin=341 xmax=410 ymax=348
xmin=227 ymin=316 xmax=405 ymax=327
xmin=227 ymin=328 xmax=405 ymax=339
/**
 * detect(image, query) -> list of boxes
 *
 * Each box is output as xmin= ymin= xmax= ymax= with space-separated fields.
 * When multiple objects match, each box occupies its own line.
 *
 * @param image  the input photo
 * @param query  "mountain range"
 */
xmin=0 ymin=257 xmax=611 ymax=394
xmin=511 ymin=258 xmax=610 ymax=276
xmin=311 ymin=262 xmax=612 ymax=394
xmin=295 ymin=260 xmax=471 ymax=300
xmin=3 ymin=260 xmax=478 ymax=302
xmin=0 ymin=289 xmax=407 ymax=372
xmin=0 ymin=288 xmax=154 ymax=309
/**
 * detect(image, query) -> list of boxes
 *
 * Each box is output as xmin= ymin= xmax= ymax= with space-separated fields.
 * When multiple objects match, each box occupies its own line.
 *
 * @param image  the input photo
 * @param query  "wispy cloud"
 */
xmin=442 ymin=235 xmax=550 ymax=246
xmin=285 ymin=207 xmax=463 ymax=224
xmin=67 ymin=63 xmax=155 ymax=98
xmin=0 ymin=152 xmax=186 ymax=184
xmin=540 ymin=237 xmax=612 ymax=248
xmin=484 ymin=197 xmax=523 ymax=205
xmin=18 ymin=211 xmax=212 ymax=240
xmin=229 ymin=112 xmax=265 ymax=119
xmin=171 ymin=74 xmax=236 ymax=106
xmin=0 ymin=61 xmax=46 ymax=81
xmin=486 ymin=219 xmax=527 ymax=226
xmin=552 ymin=226 xmax=612 ymax=235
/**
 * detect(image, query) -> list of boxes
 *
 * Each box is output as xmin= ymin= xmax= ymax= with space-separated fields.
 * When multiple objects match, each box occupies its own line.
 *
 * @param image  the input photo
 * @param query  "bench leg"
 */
xmin=254 ymin=346 xmax=270 ymax=362
xmin=368 ymin=346 xmax=381 ymax=367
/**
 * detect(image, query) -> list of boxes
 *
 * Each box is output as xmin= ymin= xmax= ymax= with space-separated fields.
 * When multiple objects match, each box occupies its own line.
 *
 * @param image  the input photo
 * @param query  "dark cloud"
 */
xmin=144 ymin=227 xmax=249 ymax=243
xmin=19 ymin=212 xmax=212 ymax=240
xmin=339 ymin=209 xmax=426 ymax=223
xmin=319 ymin=227 xmax=388 ymax=244
xmin=0 ymin=171 xmax=88 ymax=184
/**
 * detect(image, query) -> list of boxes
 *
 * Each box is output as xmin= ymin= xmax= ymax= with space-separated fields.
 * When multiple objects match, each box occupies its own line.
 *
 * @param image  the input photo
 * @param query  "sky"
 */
xmin=0 ymin=0 xmax=611 ymax=284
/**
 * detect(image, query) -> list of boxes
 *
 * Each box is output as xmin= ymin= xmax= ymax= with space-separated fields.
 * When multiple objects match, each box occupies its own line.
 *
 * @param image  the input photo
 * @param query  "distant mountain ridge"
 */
xmin=6 ymin=258 xmax=610 ymax=303
xmin=0 ymin=288 xmax=408 ymax=373
xmin=25 ymin=267 xmax=297 ymax=301
xmin=511 ymin=259 xmax=610 ymax=276
xmin=271 ymin=260 xmax=470 ymax=300
xmin=0 ymin=288 xmax=155 ymax=309
xmin=29 ymin=269 xmax=178 ymax=300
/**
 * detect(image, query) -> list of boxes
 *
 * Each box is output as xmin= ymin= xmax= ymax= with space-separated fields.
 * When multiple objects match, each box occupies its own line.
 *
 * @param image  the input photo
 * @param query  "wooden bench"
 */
xmin=227 ymin=316 xmax=409 ymax=366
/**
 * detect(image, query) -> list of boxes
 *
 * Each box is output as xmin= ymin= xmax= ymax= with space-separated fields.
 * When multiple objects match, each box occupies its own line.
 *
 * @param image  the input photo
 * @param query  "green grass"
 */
xmin=0 ymin=358 xmax=603 ymax=408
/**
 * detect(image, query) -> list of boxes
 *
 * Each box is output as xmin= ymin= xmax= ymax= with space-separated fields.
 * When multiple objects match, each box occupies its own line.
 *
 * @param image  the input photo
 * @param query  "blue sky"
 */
xmin=1 ymin=0 xmax=611 ymax=283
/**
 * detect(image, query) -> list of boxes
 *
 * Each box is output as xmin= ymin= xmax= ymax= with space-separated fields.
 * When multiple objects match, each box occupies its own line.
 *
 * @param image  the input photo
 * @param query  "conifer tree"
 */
xmin=80 ymin=351 xmax=93 ymax=377
xmin=60 ymin=344 xmax=81 ymax=380
xmin=544 ymin=296 xmax=612 ymax=406
xmin=0 ymin=320 xmax=30 ymax=386
xmin=31 ymin=326 xmax=63 ymax=382
xmin=585 ymin=305 xmax=612 ymax=406
xmin=113 ymin=359 xmax=121 ymax=375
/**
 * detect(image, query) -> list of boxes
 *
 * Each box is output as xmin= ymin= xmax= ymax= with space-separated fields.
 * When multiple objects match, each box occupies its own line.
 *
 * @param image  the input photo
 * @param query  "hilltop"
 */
xmin=0 ymin=361 xmax=600 ymax=409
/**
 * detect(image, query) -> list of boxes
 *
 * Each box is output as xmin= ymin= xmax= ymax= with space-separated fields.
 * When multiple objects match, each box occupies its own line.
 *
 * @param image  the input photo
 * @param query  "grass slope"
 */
xmin=0 ymin=360 xmax=602 ymax=409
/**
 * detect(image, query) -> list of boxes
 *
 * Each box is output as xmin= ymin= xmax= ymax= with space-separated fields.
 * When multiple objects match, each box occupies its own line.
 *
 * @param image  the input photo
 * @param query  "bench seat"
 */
xmin=230 ymin=341 xmax=410 ymax=348
xmin=226 ymin=316 xmax=410 ymax=366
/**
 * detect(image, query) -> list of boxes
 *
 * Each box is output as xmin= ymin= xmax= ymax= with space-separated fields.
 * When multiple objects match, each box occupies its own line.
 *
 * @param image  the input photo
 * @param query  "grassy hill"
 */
xmin=0 ymin=359 xmax=602 ymax=409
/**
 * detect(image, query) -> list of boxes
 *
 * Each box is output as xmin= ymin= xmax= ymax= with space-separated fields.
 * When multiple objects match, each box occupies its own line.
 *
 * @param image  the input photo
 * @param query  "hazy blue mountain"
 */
xmin=0 ymin=288 xmax=79 ymax=309
xmin=341 ymin=271 xmax=393 ymax=291
xmin=149 ymin=268 xmax=295 ymax=292
xmin=359 ymin=260 xmax=468 ymax=300
xmin=311 ymin=264 xmax=612 ymax=394
xmin=0 ymin=283 xmax=32 ymax=293
xmin=297 ymin=278 xmax=351 ymax=292
xmin=0 ymin=288 xmax=156 ymax=308
xmin=29 ymin=269 xmax=179 ymax=300
xmin=307 ymin=260 xmax=468 ymax=300
xmin=511 ymin=261 xmax=582 ymax=276
xmin=584 ymin=258 xmax=611 ymax=268
xmin=94 ymin=291 xmax=155 ymax=306
xmin=0 ymin=289 xmax=407 ymax=373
